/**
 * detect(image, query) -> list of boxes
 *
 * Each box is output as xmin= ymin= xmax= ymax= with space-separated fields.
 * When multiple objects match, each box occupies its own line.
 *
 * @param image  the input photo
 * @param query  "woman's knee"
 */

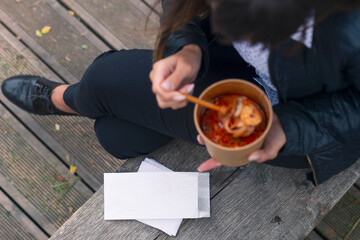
xmin=94 ymin=117 xmax=138 ymax=159
xmin=94 ymin=117 xmax=172 ymax=159
xmin=70 ymin=50 xmax=132 ymax=118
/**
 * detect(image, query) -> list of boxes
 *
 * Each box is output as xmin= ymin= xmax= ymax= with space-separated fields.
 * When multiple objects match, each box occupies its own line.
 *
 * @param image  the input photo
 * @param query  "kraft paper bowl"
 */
xmin=194 ymin=79 xmax=273 ymax=167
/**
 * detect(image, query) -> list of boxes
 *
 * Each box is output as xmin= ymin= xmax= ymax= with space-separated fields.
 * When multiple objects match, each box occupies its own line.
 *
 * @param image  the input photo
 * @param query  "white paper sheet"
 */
xmin=104 ymin=172 xmax=199 ymax=219
xmin=137 ymin=158 xmax=183 ymax=236
xmin=104 ymin=158 xmax=210 ymax=236
xmin=138 ymin=159 xmax=210 ymax=219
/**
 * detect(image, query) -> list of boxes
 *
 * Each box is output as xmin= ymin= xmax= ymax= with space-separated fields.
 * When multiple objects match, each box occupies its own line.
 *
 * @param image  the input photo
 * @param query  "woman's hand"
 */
xmin=197 ymin=113 xmax=287 ymax=171
xmin=150 ymin=44 xmax=202 ymax=110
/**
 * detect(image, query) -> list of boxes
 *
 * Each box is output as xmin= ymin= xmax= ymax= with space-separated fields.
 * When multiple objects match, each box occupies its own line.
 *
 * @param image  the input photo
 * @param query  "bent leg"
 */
xmin=94 ymin=116 xmax=173 ymax=159
xmin=62 ymin=45 xmax=260 ymax=146
xmin=63 ymin=49 xmax=200 ymax=144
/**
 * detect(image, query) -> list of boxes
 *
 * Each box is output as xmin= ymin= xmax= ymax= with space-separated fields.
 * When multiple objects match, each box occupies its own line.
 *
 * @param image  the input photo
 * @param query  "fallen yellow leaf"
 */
xmin=35 ymin=30 xmax=42 ymax=37
xmin=41 ymin=26 xmax=51 ymax=34
xmin=68 ymin=10 xmax=75 ymax=16
xmin=69 ymin=165 xmax=77 ymax=175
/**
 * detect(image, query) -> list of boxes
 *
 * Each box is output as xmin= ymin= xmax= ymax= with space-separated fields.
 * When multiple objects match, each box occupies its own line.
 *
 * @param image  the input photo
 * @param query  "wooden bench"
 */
xmin=1 ymin=1 xmax=358 ymax=239
xmin=50 ymin=140 xmax=360 ymax=239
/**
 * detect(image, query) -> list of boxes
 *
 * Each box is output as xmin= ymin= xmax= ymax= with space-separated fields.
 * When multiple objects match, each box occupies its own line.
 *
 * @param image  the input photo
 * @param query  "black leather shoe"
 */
xmin=1 ymin=75 xmax=75 ymax=115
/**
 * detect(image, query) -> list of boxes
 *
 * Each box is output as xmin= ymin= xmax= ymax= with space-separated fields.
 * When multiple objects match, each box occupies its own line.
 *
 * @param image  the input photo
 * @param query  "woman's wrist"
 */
xmin=182 ymin=44 xmax=202 ymax=57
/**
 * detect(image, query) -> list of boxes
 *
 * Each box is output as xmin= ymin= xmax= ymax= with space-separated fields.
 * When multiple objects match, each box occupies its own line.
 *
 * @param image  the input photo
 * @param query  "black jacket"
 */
xmin=162 ymin=2 xmax=360 ymax=185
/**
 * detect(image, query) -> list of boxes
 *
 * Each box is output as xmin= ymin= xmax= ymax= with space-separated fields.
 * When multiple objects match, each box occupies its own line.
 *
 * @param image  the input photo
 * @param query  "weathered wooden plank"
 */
xmin=50 ymin=140 xmax=239 ymax=239
xmin=0 ymin=22 xmax=121 ymax=190
xmin=0 ymin=104 xmax=92 ymax=198
xmin=0 ymin=103 xmax=92 ymax=229
xmin=0 ymin=92 xmax=102 ymax=190
xmin=58 ymin=0 xmax=127 ymax=50
xmin=130 ymin=0 xmax=161 ymax=23
xmin=166 ymin=160 xmax=360 ymax=240
xmin=49 ymin=185 xmax=162 ymax=240
xmin=0 ymin=0 xmax=105 ymax=82
xmin=0 ymin=190 xmax=43 ymax=240
xmin=49 ymin=135 xmax=360 ymax=239
xmin=354 ymin=177 xmax=360 ymax=189
xmin=142 ymin=0 xmax=163 ymax=15
xmin=319 ymin=186 xmax=360 ymax=239
xmin=315 ymin=221 xmax=343 ymax=240
xmin=0 ymin=171 xmax=57 ymax=235
xmin=0 ymin=9 xmax=75 ymax=84
xmin=46 ymin=0 xmax=109 ymax=52
xmin=348 ymin=184 xmax=360 ymax=199
xmin=304 ymin=230 xmax=324 ymax=240
xmin=122 ymin=140 xmax=239 ymax=191
xmin=60 ymin=0 xmax=159 ymax=49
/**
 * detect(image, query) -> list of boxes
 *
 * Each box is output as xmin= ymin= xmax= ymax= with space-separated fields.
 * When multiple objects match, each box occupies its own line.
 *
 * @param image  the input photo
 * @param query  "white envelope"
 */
xmin=138 ymin=158 xmax=210 ymax=219
xmin=136 ymin=158 xmax=183 ymax=236
xmin=104 ymin=172 xmax=198 ymax=219
xmin=104 ymin=170 xmax=209 ymax=220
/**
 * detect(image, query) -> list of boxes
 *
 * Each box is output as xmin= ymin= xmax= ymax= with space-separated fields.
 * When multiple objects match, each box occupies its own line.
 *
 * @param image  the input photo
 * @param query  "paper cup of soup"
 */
xmin=194 ymin=79 xmax=273 ymax=167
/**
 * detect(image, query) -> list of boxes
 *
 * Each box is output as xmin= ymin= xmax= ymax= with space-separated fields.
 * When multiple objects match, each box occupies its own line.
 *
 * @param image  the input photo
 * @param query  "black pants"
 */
xmin=63 ymin=42 xmax=309 ymax=169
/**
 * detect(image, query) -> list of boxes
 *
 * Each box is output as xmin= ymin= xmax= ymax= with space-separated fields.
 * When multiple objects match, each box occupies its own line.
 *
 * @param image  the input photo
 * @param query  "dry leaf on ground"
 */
xmin=69 ymin=165 xmax=77 ymax=175
xmin=41 ymin=26 xmax=51 ymax=34
xmin=35 ymin=30 xmax=42 ymax=37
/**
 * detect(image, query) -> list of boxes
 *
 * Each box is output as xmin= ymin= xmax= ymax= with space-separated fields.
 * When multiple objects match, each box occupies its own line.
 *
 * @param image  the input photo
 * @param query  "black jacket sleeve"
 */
xmin=273 ymin=51 xmax=360 ymax=155
xmin=161 ymin=0 xmax=210 ymax=79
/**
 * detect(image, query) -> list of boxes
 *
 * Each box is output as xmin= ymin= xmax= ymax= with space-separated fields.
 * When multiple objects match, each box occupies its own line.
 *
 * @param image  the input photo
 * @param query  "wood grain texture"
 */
xmin=304 ymin=231 xmax=324 ymax=240
xmin=59 ymin=0 xmax=127 ymax=50
xmin=0 ymin=0 xmax=104 ymax=81
xmin=0 ymin=23 xmax=121 ymax=190
xmin=167 ymin=160 xmax=360 ymax=240
xmin=142 ymin=0 xmax=163 ymax=15
xmin=0 ymin=191 xmax=41 ymax=240
xmin=319 ymin=186 xmax=360 ymax=240
xmin=0 ymin=7 xmax=79 ymax=85
xmin=0 ymin=172 xmax=58 ymax=235
xmin=315 ymin=221 xmax=343 ymax=240
xmin=0 ymin=104 xmax=92 ymax=229
xmin=51 ymin=154 xmax=360 ymax=239
xmin=46 ymin=0 xmax=109 ymax=53
xmin=130 ymin=0 xmax=160 ymax=23
xmin=49 ymin=185 xmax=162 ymax=240
xmin=119 ymin=140 xmax=240 ymax=197
xmin=355 ymin=177 xmax=360 ymax=189
xmin=0 ymin=105 xmax=92 ymax=198
xmin=1 ymin=0 xmax=358 ymax=238
xmin=61 ymin=0 xmax=159 ymax=49
xmin=50 ymin=140 xmax=239 ymax=239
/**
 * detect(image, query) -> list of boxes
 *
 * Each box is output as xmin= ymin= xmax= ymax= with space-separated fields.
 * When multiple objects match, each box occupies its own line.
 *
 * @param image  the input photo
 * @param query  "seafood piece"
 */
xmin=222 ymin=96 xmax=262 ymax=137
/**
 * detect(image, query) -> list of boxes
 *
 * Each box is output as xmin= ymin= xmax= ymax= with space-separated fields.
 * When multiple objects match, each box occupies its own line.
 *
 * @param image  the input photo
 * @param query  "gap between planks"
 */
xmin=0 ymin=22 xmax=103 ymax=190
xmin=0 ymin=189 xmax=48 ymax=240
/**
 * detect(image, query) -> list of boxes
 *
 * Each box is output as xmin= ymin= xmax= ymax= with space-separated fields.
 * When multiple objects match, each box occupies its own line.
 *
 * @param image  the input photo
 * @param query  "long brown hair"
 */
xmin=154 ymin=0 xmax=360 ymax=61
xmin=153 ymin=0 xmax=209 ymax=61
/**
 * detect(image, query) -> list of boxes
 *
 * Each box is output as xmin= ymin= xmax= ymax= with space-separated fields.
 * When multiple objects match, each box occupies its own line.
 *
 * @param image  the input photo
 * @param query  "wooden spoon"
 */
xmin=179 ymin=92 xmax=227 ymax=114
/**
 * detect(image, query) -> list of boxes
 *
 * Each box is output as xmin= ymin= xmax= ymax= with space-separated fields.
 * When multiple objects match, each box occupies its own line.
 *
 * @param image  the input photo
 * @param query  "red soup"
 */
xmin=200 ymin=94 xmax=267 ymax=147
